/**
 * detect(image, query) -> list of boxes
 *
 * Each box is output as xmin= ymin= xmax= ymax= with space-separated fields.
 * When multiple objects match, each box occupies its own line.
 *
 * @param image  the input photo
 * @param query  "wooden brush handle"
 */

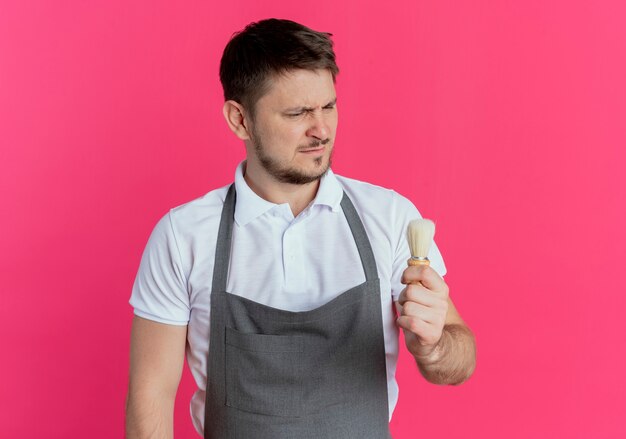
xmin=407 ymin=258 xmax=430 ymax=267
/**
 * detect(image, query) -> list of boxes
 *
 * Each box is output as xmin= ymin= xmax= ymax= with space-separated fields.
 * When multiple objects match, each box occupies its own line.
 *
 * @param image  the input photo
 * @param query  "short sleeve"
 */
xmin=390 ymin=191 xmax=447 ymax=301
xmin=129 ymin=211 xmax=190 ymax=325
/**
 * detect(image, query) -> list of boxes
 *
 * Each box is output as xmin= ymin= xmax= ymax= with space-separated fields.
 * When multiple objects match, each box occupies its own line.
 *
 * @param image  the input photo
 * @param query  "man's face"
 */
xmin=246 ymin=69 xmax=338 ymax=185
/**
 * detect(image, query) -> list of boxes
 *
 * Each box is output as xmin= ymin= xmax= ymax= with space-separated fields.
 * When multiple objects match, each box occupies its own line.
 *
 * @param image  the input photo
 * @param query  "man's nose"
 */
xmin=306 ymin=112 xmax=330 ymax=141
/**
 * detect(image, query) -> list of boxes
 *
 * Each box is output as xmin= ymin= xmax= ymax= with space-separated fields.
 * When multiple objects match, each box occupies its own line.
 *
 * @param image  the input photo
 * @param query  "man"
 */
xmin=126 ymin=18 xmax=476 ymax=439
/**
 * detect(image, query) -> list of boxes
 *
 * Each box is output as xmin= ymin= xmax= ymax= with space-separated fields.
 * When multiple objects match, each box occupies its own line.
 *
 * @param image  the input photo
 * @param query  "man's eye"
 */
xmin=287 ymin=112 xmax=303 ymax=118
xmin=323 ymin=105 xmax=335 ymax=110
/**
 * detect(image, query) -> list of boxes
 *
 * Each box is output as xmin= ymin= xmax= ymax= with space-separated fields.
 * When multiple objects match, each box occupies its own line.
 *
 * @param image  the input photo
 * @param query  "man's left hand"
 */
xmin=396 ymin=265 xmax=449 ymax=359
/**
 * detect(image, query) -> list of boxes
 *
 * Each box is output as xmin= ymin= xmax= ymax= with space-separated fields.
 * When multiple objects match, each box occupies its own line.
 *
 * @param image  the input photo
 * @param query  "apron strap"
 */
xmin=340 ymin=192 xmax=379 ymax=281
xmin=211 ymin=183 xmax=236 ymax=293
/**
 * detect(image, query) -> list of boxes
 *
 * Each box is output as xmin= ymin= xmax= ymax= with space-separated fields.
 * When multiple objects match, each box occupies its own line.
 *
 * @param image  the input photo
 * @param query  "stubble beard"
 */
xmin=251 ymin=130 xmax=333 ymax=185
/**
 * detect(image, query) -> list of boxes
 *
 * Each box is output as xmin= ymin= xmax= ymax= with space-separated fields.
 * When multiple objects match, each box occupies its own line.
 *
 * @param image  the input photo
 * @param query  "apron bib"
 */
xmin=204 ymin=184 xmax=391 ymax=438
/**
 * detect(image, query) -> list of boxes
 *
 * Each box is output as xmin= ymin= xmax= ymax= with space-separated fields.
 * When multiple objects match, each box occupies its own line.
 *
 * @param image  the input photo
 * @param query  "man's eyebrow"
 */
xmin=284 ymin=98 xmax=337 ymax=112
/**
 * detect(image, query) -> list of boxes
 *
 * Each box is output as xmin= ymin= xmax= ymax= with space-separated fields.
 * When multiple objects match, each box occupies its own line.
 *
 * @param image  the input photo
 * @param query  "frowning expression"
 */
xmin=246 ymin=68 xmax=338 ymax=185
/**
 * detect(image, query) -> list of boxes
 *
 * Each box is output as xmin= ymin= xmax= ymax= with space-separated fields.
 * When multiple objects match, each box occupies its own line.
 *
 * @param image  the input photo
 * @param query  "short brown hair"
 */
xmin=219 ymin=18 xmax=339 ymax=118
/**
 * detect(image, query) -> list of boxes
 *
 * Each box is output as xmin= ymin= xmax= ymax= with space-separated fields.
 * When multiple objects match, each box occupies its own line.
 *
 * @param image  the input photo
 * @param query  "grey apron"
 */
xmin=204 ymin=184 xmax=391 ymax=439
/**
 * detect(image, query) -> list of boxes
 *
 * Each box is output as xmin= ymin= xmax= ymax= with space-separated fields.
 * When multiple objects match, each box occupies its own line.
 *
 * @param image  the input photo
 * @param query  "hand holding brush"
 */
xmin=396 ymin=219 xmax=450 ymax=359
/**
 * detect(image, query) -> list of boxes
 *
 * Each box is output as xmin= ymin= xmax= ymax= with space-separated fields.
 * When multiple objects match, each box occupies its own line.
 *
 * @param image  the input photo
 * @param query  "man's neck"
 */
xmin=243 ymin=161 xmax=320 ymax=218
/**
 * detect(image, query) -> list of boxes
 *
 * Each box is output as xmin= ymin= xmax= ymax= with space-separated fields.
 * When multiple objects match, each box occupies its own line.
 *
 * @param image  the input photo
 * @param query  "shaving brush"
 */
xmin=407 ymin=219 xmax=435 ymax=266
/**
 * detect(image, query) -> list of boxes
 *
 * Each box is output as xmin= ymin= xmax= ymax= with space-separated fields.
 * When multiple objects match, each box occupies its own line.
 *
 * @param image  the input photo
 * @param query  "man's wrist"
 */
xmin=412 ymin=327 xmax=448 ymax=365
xmin=412 ymin=324 xmax=477 ymax=385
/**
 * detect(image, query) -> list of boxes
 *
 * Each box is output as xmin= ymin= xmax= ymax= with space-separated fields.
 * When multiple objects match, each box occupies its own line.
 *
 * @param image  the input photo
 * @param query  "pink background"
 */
xmin=1 ymin=1 xmax=625 ymax=437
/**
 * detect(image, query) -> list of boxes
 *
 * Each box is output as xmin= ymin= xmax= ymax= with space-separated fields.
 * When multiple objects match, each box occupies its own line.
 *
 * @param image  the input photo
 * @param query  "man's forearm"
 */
xmin=125 ymin=391 xmax=174 ymax=439
xmin=413 ymin=323 xmax=476 ymax=385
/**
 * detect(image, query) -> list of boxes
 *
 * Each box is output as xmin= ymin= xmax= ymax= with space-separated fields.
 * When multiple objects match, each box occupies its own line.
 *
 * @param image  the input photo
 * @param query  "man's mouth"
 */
xmin=298 ymin=146 xmax=325 ymax=154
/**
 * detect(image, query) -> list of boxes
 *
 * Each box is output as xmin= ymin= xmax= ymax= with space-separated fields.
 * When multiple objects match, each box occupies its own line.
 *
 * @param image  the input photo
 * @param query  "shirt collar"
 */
xmin=233 ymin=161 xmax=343 ymax=226
xmin=311 ymin=165 xmax=343 ymax=212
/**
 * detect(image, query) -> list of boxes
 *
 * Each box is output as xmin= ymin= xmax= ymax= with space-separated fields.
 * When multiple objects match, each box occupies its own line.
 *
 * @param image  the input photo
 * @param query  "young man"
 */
xmin=126 ymin=18 xmax=476 ymax=439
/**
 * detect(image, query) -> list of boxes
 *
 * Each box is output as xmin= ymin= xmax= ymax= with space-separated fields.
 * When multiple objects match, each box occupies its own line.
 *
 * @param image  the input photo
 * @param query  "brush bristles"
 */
xmin=407 ymin=219 xmax=435 ymax=259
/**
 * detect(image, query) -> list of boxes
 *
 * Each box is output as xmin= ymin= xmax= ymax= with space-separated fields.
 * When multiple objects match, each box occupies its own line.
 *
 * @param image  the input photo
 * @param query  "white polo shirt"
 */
xmin=130 ymin=161 xmax=446 ymax=435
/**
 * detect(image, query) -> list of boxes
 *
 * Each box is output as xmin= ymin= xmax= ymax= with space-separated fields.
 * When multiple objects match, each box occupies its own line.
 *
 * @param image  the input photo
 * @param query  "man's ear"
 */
xmin=222 ymin=100 xmax=251 ymax=140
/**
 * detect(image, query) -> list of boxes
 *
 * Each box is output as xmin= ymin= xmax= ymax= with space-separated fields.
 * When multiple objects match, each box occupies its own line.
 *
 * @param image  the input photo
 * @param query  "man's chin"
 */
xmin=276 ymin=164 xmax=330 ymax=185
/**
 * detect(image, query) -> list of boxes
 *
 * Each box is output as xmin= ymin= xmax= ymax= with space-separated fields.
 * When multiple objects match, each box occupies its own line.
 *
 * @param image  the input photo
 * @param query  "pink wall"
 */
xmin=1 ymin=1 xmax=625 ymax=437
